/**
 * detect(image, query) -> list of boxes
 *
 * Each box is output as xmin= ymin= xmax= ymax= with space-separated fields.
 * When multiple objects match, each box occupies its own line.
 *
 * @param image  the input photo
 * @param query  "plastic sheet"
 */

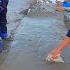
xmin=63 ymin=2 xmax=70 ymax=7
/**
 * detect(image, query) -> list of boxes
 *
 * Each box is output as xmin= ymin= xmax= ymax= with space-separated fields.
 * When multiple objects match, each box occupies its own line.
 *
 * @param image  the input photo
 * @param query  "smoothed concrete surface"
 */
xmin=0 ymin=17 xmax=69 ymax=70
xmin=0 ymin=0 xmax=69 ymax=70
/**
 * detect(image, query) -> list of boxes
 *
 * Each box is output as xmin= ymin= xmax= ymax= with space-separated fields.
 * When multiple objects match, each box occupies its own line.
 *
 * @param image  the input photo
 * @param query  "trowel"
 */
xmin=46 ymin=54 xmax=64 ymax=63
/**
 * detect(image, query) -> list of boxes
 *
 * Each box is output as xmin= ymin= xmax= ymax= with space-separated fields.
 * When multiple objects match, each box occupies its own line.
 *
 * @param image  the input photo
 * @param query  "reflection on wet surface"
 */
xmin=0 ymin=40 xmax=12 ymax=66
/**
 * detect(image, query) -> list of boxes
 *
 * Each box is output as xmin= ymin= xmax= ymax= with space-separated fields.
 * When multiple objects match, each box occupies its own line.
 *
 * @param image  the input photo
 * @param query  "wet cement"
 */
xmin=0 ymin=16 xmax=69 ymax=70
xmin=0 ymin=0 xmax=70 ymax=70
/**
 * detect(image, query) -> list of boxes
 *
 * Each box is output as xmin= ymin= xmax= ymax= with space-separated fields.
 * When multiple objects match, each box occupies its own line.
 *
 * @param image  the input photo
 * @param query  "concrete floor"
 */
xmin=0 ymin=16 xmax=70 ymax=70
xmin=0 ymin=0 xmax=70 ymax=70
